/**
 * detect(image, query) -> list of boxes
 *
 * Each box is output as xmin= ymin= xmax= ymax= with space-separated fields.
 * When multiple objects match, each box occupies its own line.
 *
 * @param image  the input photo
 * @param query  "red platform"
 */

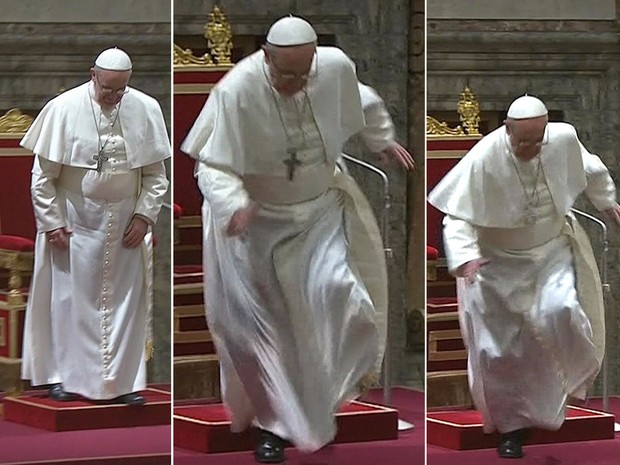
xmin=427 ymin=405 xmax=615 ymax=450
xmin=175 ymin=399 xmax=398 ymax=454
xmin=3 ymin=386 xmax=171 ymax=432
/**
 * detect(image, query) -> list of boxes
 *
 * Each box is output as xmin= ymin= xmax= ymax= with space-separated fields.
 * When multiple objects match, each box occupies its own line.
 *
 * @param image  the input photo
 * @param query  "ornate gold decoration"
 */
xmin=173 ymin=5 xmax=234 ymax=69
xmin=457 ymin=86 xmax=481 ymax=136
xmin=0 ymin=249 xmax=34 ymax=307
xmin=426 ymin=116 xmax=465 ymax=136
xmin=173 ymin=44 xmax=214 ymax=67
xmin=0 ymin=109 xmax=33 ymax=134
xmin=204 ymin=6 xmax=233 ymax=65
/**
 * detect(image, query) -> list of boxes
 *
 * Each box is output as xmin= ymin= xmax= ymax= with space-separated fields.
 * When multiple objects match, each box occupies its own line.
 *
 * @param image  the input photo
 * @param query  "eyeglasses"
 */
xmin=512 ymin=125 xmax=549 ymax=149
xmin=270 ymin=53 xmax=318 ymax=81
xmin=94 ymin=75 xmax=129 ymax=96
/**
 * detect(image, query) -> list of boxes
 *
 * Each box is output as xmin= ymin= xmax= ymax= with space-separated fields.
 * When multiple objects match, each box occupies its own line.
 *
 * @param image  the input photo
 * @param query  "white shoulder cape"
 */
xmin=181 ymin=46 xmax=365 ymax=173
xmin=21 ymin=82 xmax=171 ymax=169
xmin=428 ymin=123 xmax=587 ymax=228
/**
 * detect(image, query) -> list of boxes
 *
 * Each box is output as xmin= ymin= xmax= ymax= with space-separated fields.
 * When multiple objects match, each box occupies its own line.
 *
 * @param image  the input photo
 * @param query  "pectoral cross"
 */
xmin=283 ymin=148 xmax=302 ymax=181
xmin=93 ymin=152 xmax=108 ymax=172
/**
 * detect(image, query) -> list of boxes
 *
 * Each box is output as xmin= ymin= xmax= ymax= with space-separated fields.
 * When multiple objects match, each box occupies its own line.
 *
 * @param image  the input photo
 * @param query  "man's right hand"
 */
xmin=454 ymin=258 xmax=490 ymax=283
xmin=46 ymin=227 xmax=73 ymax=250
xmin=226 ymin=202 xmax=259 ymax=237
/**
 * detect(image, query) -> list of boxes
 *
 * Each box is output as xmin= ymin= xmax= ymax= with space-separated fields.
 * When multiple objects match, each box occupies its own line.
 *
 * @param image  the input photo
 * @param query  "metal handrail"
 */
xmin=341 ymin=154 xmax=394 ymax=405
xmin=571 ymin=208 xmax=610 ymax=411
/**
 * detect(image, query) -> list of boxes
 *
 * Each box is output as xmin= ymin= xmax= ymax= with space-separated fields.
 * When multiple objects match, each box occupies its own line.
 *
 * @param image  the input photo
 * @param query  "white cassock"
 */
xmin=428 ymin=122 xmax=616 ymax=434
xmin=20 ymin=82 xmax=170 ymax=400
xmin=181 ymin=47 xmax=393 ymax=451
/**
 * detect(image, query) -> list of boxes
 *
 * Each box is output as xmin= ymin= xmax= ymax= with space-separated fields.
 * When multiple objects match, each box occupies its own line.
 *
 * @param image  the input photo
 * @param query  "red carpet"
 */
xmin=4 ymin=387 xmax=170 ymax=432
xmin=428 ymin=396 xmax=620 ymax=465
xmin=0 ymin=421 xmax=170 ymax=464
xmin=174 ymin=386 xmax=424 ymax=465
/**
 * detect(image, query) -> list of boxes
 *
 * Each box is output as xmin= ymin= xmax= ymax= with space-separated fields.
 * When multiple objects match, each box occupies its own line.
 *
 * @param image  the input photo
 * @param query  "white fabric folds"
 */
xmin=21 ymin=82 xmax=170 ymax=170
xmin=182 ymin=45 xmax=396 ymax=451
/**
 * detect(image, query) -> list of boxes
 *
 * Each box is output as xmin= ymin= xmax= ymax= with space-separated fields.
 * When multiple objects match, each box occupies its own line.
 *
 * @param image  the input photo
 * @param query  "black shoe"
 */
xmin=114 ymin=392 xmax=146 ymax=406
xmin=48 ymin=383 xmax=78 ymax=401
xmin=498 ymin=429 xmax=527 ymax=459
xmin=255 ymin=430 xmax=285 ymax=463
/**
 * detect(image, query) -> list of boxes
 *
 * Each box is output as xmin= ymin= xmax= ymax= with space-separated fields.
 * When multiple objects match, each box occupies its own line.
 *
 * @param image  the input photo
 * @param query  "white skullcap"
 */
xmin=266 ymin=16 xmax=317 ymax=46
xmin=95 ymin=47 xmax=132 ymax=71
xmin=507 ymin=95 xmax=548 ymax=119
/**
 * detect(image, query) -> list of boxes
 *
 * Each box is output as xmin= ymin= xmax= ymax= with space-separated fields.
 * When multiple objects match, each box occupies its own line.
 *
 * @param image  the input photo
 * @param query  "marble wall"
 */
xmin=175 ymin=0 xmax=423 ymax=387
xmin=1 ymin=0 xmax=172 ymax=383
xmin=428 ymin=6 xmax=620 ymax=393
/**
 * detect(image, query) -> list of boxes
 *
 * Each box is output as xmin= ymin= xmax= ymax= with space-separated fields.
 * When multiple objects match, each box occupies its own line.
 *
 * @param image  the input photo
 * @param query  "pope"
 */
xmin=21 ymin=48 xmax=170 ymax=406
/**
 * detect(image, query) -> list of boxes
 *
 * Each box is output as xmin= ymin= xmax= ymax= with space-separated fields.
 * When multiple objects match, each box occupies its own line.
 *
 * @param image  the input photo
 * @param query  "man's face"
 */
xmin=506 ymin=116 xmax=548 ymax=160
xmin=264 ymin=44 xmax=316 ymax=96
xmin=90 ymin=68 xmax=132 ymax=108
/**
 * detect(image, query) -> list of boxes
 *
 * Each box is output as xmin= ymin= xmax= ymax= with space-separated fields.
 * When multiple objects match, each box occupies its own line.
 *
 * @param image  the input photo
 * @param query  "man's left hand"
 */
xmin=379 ymin=142 xmax=415 ymax=171
xmin=123 ymin=216 xmax=149 ymax=248
xmin=605 ymin=203 xmax=620 ymax=227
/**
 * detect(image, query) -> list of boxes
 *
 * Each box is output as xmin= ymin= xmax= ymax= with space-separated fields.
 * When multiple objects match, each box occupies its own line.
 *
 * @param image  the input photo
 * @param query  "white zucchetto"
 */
xmin=266 ymin=16 xmax=318 ymax=46
xmin=94 ymin=48 xmax=132 ymax=71
xmin=507 ymin=95 xmax=548 ymax=119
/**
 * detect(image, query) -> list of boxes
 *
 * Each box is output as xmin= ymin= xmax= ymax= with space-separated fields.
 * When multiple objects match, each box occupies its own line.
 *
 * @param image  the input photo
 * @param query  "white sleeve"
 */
xmin=134 ymin=161 xmax=169 ymax=225
xmin=195 ymin=161 xmax=250 ymax=228
xmin=443 ymin=215 xmax=482 ymax=273
xmin=30 ymin=156 xmax=66 ymax=233
xmin=581 ymin=143 xmax=617 ymax=211
xmin=357 ymin=83 xmax=396 ymax=153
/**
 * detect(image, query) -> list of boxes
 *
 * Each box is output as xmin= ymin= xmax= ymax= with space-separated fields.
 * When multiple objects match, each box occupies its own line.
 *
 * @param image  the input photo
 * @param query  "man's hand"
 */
xmin=227 ymin=202 xmax=259 ymax=237
xmin=378 ymin=142 xmax=415 ymax=171
xmin=454 ymin=258 xmax=491 ymax=284
xmin=46 ymin=227 xmax=72 ymax=250
xmin=605 ymin=204 xmax=620 ymax=227
xmin=123 ymin=216 xmax=149 ymax=248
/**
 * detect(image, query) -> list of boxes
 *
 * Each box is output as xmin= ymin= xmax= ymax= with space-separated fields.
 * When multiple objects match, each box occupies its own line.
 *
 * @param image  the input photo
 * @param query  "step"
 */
xmin=427 ymin=370 xmax=471 ymax=408
xmin=176 ymin=215 xmax=202 ymax=229
xmin=428 ymin=405 xmax=615 ymax=450
xmin=173 ymin=354 xmax=220 ymax=401
xmin=175 ymin=304 xmax=208 ymax=332
xmin=173 ymin=330 xmax=215 ymax=356
xmin=427 ymin=285 xmax=457 ymax=299
xmin=3 ymin=386 xmax=171 ymax=432
xmin=177 ymin=228 xmax=203 ymax=247
xmin=174 ymin=400 xmax=398 ymax=454
xmin=174 ymin=264 xmax=203 ymax=285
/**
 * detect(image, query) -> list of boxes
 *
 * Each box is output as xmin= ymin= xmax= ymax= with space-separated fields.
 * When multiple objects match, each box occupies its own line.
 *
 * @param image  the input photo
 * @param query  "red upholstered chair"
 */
xmin=0 ymin=109 xmax=36 ymax=387
xmin=173 ymin=202 xmax=184 ymax=219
